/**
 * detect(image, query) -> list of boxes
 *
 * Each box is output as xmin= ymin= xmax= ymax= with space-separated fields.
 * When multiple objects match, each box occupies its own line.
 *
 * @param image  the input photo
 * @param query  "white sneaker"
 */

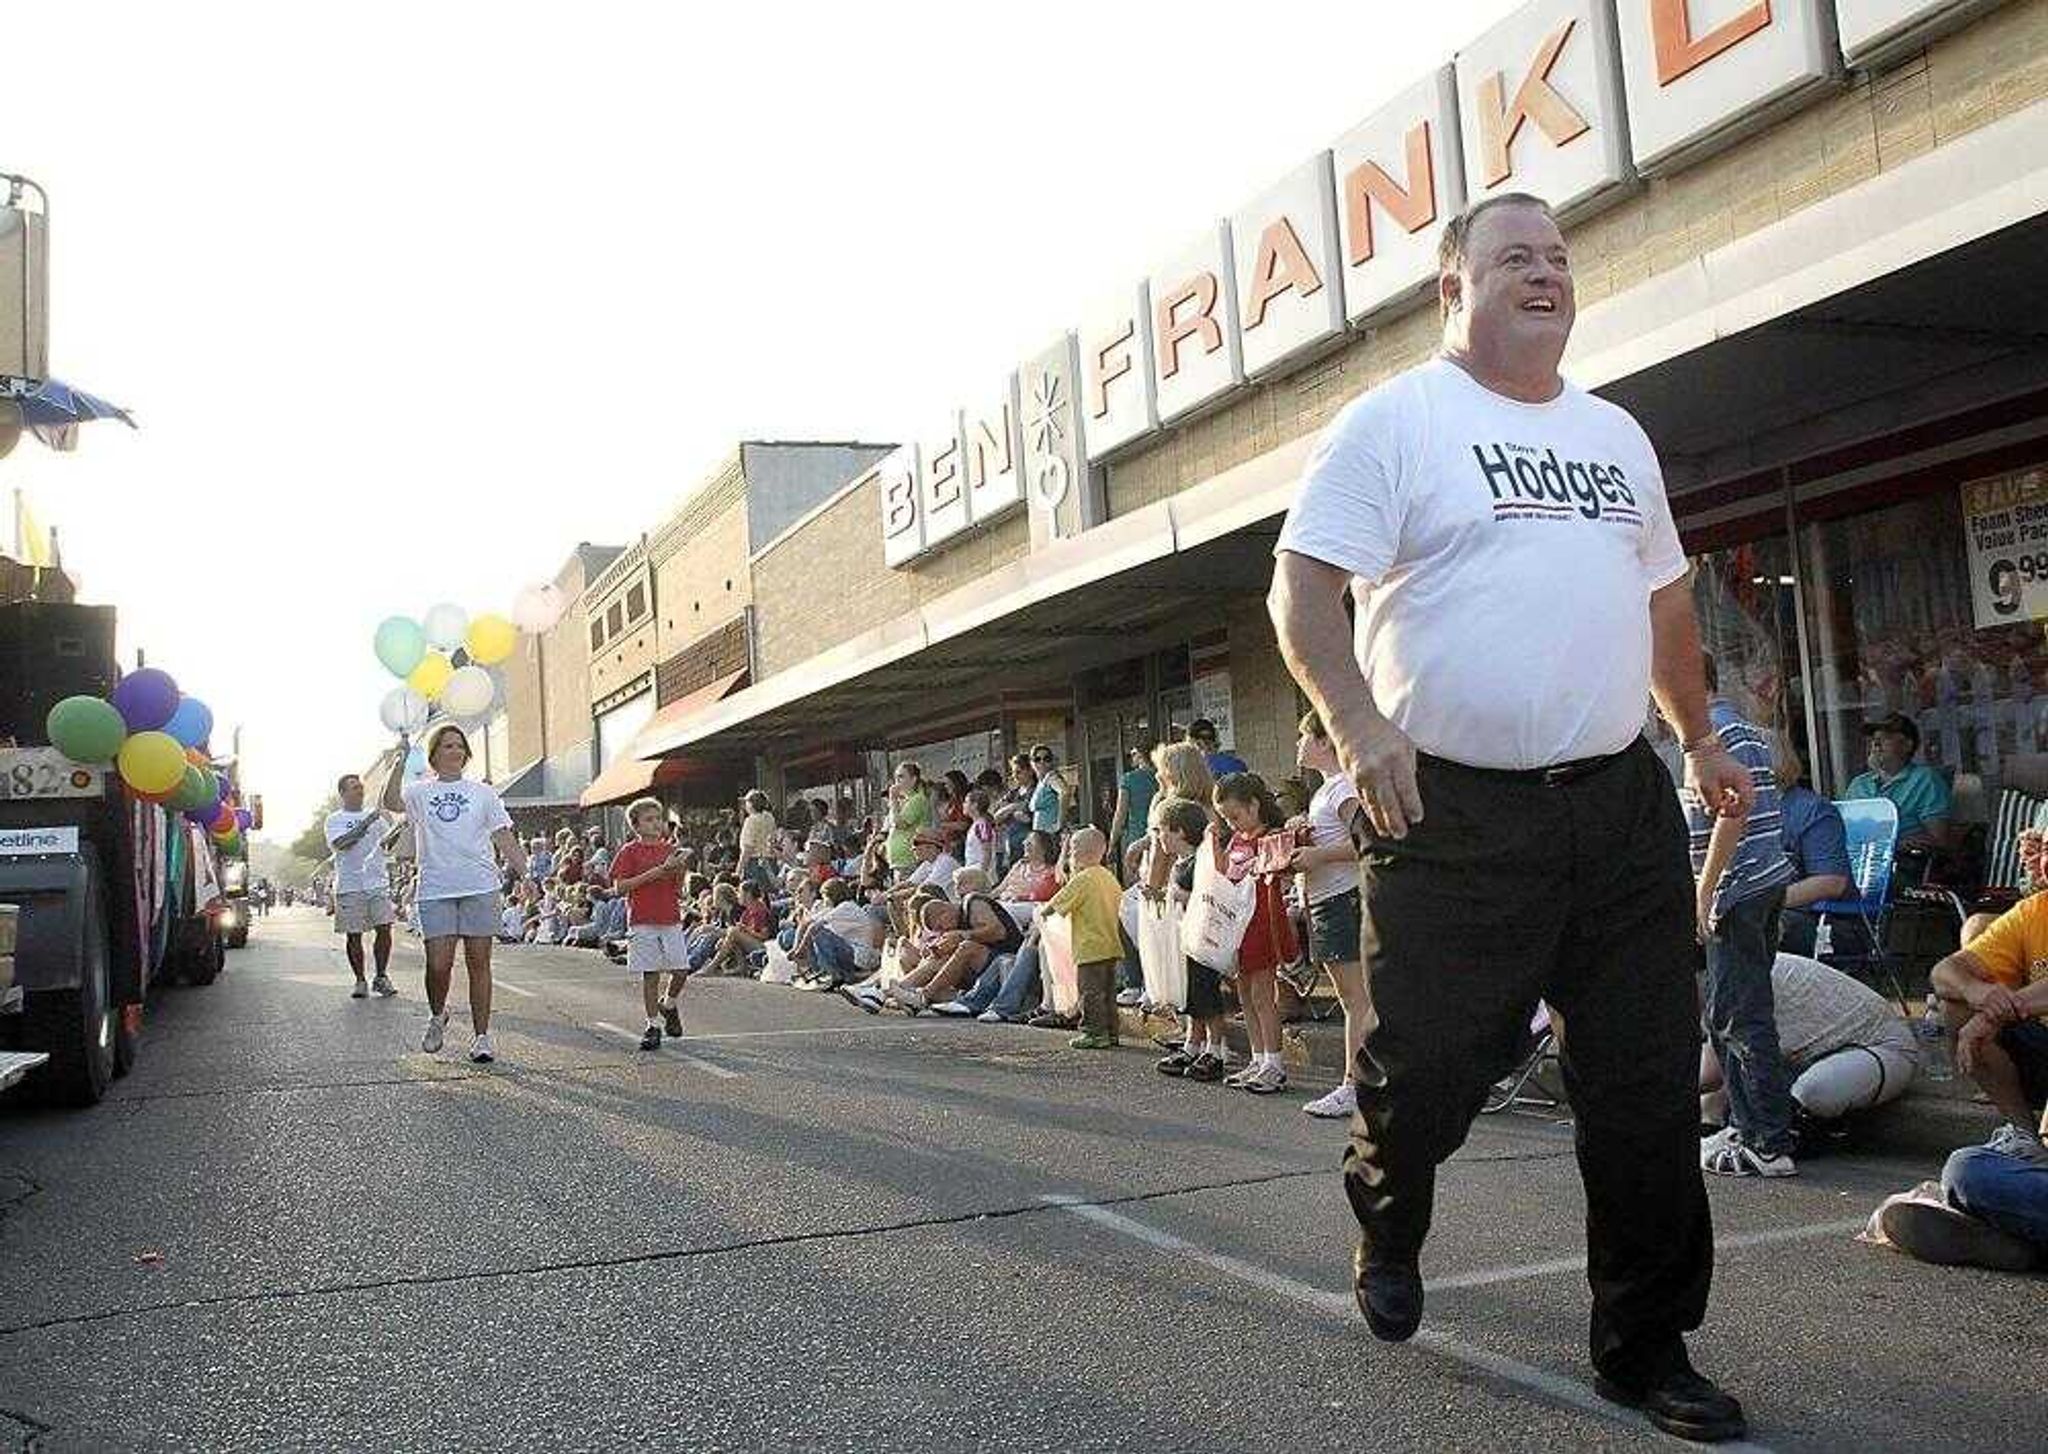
xmin=976 ymin=1009 xmax=1005 ymax=1024
xmin=1698 ymin=1125 xmax=1740 ymax=1163
xmin=1242 ymin=1062 xmax=1290 ymax=1096
xmin=1114 ymin=988 xmax=1143 ymax=1007
xmin=468 ymin=1032 xmax=496 ymax=1064
xmin=1702 ymin=1134 xmax=1796 ymax=1178
xmin=350 ymin=979 xmax=369 ymax=1000
xmin=891 ymin=983 xmax=927 ymax=1012
xmin=372 ymin=973 xmax=397 ymax=998
xmin=1985 ymin=1122 xmax=2048 ymax=1164
xmin=1302 ymin=1083 xmax=1358 ymax=1119
xmin=421 ymin=1013 xmax=448 ymax=1054
xmin=1223 ymin=1064 xmax=1257 ymax=1088
xmin=931 ymin=1000 xmax=973 ymax=1017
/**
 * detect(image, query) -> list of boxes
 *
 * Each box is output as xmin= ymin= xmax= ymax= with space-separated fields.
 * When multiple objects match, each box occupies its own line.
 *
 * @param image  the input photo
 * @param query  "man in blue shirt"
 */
xmin=1189 ymin=718 xmax=1248 ymax=777
xmin=1688 ymin=658 xmax=1799 ymax=1179
xmin=1843 ymin=711 xmax=1952 ymax=851
xmin=1774 ymin=743 xmax=1853 ymax=957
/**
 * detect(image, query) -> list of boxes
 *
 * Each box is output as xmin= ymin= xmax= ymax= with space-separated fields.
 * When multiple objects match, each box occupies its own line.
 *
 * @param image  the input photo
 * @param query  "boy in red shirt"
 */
xmin=609 ymin=798 xmax=690 ymax=1050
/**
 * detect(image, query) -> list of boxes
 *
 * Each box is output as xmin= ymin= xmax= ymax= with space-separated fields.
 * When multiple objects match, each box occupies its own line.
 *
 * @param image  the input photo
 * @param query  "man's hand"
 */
xmin=1328 ymin=706 xmax=1422 ymax=839
xmin=1685 ymin=741 xmax=1753 ymax=820
xmin=1967 ymin=979 xmax=2025 ymax=1025
xmin=1956 ymin=1012 xmax=2001 ymax=1076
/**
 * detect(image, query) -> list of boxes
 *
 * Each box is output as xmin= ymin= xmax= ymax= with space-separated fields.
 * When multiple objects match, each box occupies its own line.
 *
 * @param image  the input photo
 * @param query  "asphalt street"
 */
xmin=0 ymin=907 xmax=2038 ymax=1453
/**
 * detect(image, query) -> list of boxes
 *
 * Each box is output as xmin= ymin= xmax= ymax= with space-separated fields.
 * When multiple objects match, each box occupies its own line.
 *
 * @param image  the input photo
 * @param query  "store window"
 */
xmin=1799 ymin=485 xmax=2048 ymax=801
xmin=1688 ymin=529 xmax=1805 ymax=769
xmin=606 ymin=600 xmax=624 ymax=636
xmin=627 ymin=583 xmax=648 ymax=622
xmin=589 ymin=619 xmax=605 ymax=651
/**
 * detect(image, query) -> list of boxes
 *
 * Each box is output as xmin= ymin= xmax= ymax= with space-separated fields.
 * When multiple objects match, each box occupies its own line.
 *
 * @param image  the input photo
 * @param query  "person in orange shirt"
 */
xmin=1932 ymin=894 xmax=2048 ymax=1139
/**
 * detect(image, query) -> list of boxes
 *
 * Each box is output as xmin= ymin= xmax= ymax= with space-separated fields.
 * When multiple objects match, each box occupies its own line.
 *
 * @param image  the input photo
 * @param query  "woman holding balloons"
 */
xmin=382 ymin=723 xmax=527 ymax=1062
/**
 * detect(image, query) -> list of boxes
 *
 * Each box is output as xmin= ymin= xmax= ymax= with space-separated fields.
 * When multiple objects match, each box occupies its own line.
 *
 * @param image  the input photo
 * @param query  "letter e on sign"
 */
xmin=921 ymin=418 xmax=969 ymax=548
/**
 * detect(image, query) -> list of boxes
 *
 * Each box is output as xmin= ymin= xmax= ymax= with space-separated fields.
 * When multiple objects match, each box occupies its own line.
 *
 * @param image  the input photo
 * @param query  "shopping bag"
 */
xmin=1182 ymin=842 xmax=1257 ymax=979
xmin=1137 ymin=895 xmax=1186 ymax=1010
xmin=1040 ymin=912 xmax=1081 ymax=1018
xmin=760 ymin=944 xmax=797 ymax=985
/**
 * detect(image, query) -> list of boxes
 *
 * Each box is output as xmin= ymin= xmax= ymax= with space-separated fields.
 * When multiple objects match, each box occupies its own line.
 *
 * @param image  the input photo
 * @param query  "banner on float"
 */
xmin=1960 ymin=466 xmax=2048 ymax=631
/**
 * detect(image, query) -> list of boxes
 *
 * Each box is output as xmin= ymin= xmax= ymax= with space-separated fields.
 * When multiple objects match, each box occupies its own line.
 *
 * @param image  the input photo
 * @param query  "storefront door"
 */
xmin=1082 ymin=701 xmax=1151 ymax=836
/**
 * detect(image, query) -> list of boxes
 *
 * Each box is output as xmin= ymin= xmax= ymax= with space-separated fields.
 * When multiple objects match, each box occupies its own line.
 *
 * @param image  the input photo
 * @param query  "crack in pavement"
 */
xmin=0 ymin=1153 xmax=1574 ymax=1341
xmin=0 ymin=1403 xmax=51 ymax=1453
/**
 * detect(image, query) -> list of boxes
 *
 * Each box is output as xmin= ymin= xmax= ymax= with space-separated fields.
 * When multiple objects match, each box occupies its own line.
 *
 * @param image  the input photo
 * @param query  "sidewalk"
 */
xmin=1120 ymin=1002 xmax=2002 ymax=1161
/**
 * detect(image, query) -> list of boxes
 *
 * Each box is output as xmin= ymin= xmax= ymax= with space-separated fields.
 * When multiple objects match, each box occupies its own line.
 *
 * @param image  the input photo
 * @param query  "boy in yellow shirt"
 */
xmin=1044 ymin=827 xmax=1126 ymax=1050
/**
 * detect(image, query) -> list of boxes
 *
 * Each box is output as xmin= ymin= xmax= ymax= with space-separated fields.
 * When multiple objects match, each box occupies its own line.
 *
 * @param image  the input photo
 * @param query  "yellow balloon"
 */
xmin=407 ymin=651 xmax=453 ymax=699
xmin=117 ymin=730 xmax=188 ymax=796
xmin=465 ymin=613 xmax=518 ymax=667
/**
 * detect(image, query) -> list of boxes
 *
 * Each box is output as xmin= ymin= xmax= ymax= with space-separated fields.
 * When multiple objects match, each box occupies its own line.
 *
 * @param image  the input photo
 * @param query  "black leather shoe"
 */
xmin=1351 ymin=1244 xmax=1422 ymax=1342
xmin=1594 ymin=1366 xmax=1747 ymax=1443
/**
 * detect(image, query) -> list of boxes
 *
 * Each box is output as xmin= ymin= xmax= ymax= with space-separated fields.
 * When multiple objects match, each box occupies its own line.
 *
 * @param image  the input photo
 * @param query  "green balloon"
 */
xmin=170 ymin=765 xmax=215 ymax=811
xmin=46 ymin=695 xmax=128 ymax=763
xmin=373 ymin=616 xmax=428 ymax=678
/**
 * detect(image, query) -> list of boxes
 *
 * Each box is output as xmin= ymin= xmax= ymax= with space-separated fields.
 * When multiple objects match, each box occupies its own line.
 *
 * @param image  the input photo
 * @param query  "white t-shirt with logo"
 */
xmin=401 ymin=776 xmax=513 ymax=902
xmin=1303 ymin=773 xmax=1362 ymax=905
xmin=1276 ymin=358 xmax=1687 ymax=770
xmin=324 ymin=810 xmax=390 ymax=896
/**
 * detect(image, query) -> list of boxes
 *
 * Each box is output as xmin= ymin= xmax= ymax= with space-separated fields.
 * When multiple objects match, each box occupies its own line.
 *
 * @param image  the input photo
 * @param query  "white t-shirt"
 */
xmin=908 ymin=851 xmax=962 ymax=892
xmin=400 ymin=776 xmax=513 ymax=902
xmin=739 ymin=811 xmax=778 ymax=858
xmin=963 ymin=818 xmax=996 ymax=875
xmin=1275 ymin=358 xmax=1687 ymax=770
xmin=325 ymin=810 xmax=389 ymax=896
xmin=1303 ymin=773 xmax=1362 ymax=905
xmin=1769 ymin=954 xmax=1918 ymax=1065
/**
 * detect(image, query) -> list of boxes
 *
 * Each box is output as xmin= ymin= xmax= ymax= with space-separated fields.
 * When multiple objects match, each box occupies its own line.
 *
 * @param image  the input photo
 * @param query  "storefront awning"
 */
xmin=578 ymin=670 xmax=748 ymax=808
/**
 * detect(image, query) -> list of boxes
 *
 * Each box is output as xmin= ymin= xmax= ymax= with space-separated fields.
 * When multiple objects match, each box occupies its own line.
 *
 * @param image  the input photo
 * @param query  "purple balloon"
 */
xmin=183 ymin=806 xmax=217 ymax=826
xmin=215 ymin=777 xmax=234 ymax=804
xmin=110 ymin=668 xmax=181 ymax=732
xmin=234 ymin=808 xmax=253 ymax=830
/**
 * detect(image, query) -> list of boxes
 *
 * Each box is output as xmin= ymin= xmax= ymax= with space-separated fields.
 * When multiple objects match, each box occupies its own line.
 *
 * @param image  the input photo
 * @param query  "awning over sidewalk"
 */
xmin=578 ymin=670 xmax=748 ymax=808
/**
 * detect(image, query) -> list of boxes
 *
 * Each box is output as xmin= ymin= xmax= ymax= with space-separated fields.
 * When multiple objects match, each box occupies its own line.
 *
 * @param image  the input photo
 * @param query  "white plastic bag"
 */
xmin=1039 ymin=913 xmax=1081 ymax=1018
xmin=760 ymin=944 xmax=797 ymax=985
xmin=1137 ymin=895 xmax=1186 ymax=1010
xmin=1181 ymin=841 xmax=1256 ymax=979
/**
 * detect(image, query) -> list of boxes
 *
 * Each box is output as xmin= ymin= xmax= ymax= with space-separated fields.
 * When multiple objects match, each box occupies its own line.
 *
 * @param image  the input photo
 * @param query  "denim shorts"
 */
xmin=418 ymin=892 xmax=502 ymax=940
xmin=1308 ymin=888 xmax=1362 ymax=965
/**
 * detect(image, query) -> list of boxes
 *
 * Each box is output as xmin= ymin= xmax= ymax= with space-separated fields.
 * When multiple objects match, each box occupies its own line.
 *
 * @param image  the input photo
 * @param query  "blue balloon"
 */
xmin=164 ymin=696 xmax=215 ymax=749
xmin=405 ymin=747 xmax=428 ymax=777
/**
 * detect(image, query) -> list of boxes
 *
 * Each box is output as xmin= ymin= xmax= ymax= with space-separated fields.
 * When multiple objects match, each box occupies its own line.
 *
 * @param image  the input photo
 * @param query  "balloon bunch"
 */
xmin=45 ymin=669 xmax=251 ymax=852
xmin=371 ymin=585 xmax=567 ymax=741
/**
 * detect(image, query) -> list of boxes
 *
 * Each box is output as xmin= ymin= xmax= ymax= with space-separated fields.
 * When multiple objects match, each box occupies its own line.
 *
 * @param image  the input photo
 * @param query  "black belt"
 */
xmin=1418 ymin=746 xmax=1633 ymax=788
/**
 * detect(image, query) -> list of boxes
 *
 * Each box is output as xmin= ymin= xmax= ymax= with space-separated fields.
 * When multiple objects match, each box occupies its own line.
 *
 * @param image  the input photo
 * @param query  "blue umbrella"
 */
xmin=2 ymin=377 xmax=137 ymax=452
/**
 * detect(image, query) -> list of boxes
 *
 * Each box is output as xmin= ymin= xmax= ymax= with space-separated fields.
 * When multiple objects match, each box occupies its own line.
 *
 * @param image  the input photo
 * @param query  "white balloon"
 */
xmin=440 ymin=664 xmax=495 ymax=718
xmin=424 ymin=602 xmax=469 ymax=651
xmin=378 ymin=687 xmax=432 ymax=734
xmin=512 ymin=582 xmax=566 ymax=634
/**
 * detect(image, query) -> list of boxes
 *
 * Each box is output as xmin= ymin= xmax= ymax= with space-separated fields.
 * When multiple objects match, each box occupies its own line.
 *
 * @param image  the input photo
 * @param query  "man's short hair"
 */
xmin=337 ymin=774 xmax=361 ymax=794
xmin=1187 ymin=718 xmax=1218 ymax=744
xmin=820 ymin=877 xmax=853 ymax=906
xmin=1437 ymin=192 xmax=1555 ymax=278
xmin=626 ymin=797 xmax=664 ymax=825
xmin=744 ymin=789 xmax=769 ymax=812
xmin=1155 ymin=796 xmax=1210 ymax=847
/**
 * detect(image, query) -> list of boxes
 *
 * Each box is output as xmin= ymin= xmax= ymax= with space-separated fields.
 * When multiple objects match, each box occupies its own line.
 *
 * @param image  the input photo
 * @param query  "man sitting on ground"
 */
xmin=1700 ymin=953 xmax=1919 ymax=1151
xmin=1932 ymin=898 xmax=2048 ymax=1143
xmin=889 ymin=870 xmax=1025 ymax=1013
xmin=791 ymin=878 xmax=885 ymax=988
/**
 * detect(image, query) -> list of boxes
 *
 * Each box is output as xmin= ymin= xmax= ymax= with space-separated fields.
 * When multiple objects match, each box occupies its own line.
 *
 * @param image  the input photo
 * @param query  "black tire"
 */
xmin=23 ymin=893 xmax=115 ymax=1108
xmin=225 ymin=924 xmax=248 ymax=950
xmin=181 ymin=919 xmax=223 ymax=986
xmin=113 ymin=1002 xmax=139 ymax=1078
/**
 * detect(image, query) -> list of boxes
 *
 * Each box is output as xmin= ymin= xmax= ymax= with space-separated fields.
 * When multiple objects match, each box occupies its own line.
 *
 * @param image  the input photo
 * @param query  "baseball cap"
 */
xmin=1862 ymin=711 xmax=1920 ymax=751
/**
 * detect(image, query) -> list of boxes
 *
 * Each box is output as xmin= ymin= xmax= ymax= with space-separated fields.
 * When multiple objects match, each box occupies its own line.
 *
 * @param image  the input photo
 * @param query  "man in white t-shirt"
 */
xmin=1269 ymin=193 xmax=1754 ymax=1443
xmin=325 ymin=772 xmax=397 ymax=1000
xmin=382 ymin=726 xmax=527 ymax=1063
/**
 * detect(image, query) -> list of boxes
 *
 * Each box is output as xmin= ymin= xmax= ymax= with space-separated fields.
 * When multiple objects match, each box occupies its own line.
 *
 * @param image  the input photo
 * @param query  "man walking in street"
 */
xmin=1269 ymin=193 xmax=1755 ymax=1442
xmin=326 ymin=772 xmax=397 ymax=1000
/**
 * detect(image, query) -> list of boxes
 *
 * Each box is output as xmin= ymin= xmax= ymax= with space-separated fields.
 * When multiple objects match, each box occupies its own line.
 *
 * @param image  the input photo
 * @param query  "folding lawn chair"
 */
xmin=1812 ymin=798 xmax=1911 ymax=1012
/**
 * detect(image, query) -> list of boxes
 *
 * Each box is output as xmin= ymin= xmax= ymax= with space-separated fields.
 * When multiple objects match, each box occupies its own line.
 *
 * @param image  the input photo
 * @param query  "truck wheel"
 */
xmin=183 ymin=921 xmax=223 ymax=986
xmin=24 ymin=906 xmax=115 ymax=1107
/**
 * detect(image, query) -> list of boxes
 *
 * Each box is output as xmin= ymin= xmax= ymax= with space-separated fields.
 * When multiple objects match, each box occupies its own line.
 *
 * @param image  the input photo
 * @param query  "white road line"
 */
xmin=1042 ymin=1196 xmax=1781 ymax=1454
xmin=675 ymin=1054 xmax=742 ymax=1080
xmin=590 ymin=1021 xmax=641 ymax=1044
xmin=494 ymin=980 xmax=537 ymax=998
xmin=1424 ymin=1219 xmax=1868 ymax=1293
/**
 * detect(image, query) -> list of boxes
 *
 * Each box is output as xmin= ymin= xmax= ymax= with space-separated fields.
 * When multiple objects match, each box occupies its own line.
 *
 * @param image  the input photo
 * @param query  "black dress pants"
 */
xmin=1344 ymin=738 xmax=1712 ymax=1382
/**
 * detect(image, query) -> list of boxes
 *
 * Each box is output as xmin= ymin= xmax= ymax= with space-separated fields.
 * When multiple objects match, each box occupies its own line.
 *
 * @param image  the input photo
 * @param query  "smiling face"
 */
xmin=1444 ymin=201 xmax=1574 ymax=372
xmin=427 ymin=728 xmax=470 ymax=778
xmin=338 ymin=775 xmax=365 ymax=812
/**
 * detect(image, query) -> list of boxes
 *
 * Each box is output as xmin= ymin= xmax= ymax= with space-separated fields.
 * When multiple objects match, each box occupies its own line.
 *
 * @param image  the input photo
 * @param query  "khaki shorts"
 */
xmin=334 ymin=891 xmax=395 ymax=935
xmin=627 ymin=923 xmax=692 ymax=973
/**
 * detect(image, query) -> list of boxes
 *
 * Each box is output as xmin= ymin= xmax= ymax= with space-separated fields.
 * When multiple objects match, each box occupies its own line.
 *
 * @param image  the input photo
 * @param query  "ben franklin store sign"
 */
xmin=877 ymin=0 xmax=2003 ymax=567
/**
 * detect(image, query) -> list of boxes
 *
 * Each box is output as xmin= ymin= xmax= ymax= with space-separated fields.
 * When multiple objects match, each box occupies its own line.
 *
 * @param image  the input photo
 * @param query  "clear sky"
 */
xmin=2 ymin=0 xmax=1519 ymax=837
